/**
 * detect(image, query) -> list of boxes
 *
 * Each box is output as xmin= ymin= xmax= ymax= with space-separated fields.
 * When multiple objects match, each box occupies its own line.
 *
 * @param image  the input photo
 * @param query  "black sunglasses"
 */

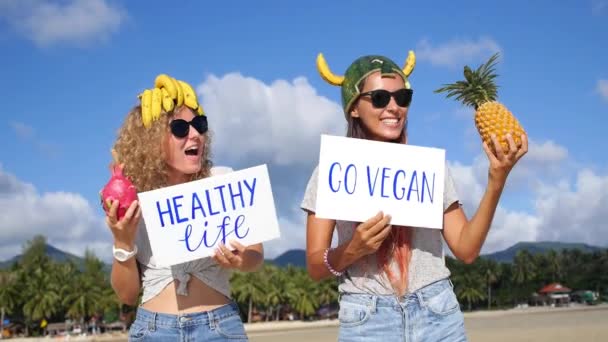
xmin=169 ymin=115 xmax=208 ymax=138
xmin=359 ymin=88 xmax=413 ymax=108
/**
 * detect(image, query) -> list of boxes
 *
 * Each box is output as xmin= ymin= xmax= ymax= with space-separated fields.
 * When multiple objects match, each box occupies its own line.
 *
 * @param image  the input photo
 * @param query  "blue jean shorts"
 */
xmin=128 ymin=302 xmax=248 ymax=341
xmin=338 ymin=278 xmax=468 ymax=342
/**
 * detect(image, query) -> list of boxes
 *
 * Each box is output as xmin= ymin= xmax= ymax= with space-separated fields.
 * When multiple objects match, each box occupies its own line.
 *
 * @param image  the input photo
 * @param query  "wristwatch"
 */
xmin=112 ymin=244 xmax=138 ymax=262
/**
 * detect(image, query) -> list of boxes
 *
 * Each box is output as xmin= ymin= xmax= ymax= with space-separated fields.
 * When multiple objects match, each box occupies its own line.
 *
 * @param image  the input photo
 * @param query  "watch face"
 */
xmin=113 ymin=246 xmax=136 ymax=261
xmin=115 ymin=251 xmax=127 ymax=259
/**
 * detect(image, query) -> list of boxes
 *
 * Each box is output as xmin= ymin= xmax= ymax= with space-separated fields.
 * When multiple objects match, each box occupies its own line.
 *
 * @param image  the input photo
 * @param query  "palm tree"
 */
xmin=481 ymin=259 xmax=501 ymax=310
xmin=22 ymin=267 xmax=61 ymax=335
xmin=545 ymin=250 xmax=562 ymax=282
xmin=0 ymin=271 xmax=18 ymax=335
xmin=512 ymin=250 xmax=537 ymax=285
xmin=230 ymin=271 xmax=265 ymax=323
xmin=512 ymin=250 xmax=538 ymax=303
xmin=261 ymin=265 xmax=285 ymax=321
xmin=17 ymin=235 xmax=58 ymax=335
xmin=63 ymin=272 xmax=104 ymax=323
xmin=316 ymin=278 xmax=338 ymax=306
xmin=286 ymin=269 xmax=319 ymax=319
xmin=455 ymin=272 xmax=486 ymax=311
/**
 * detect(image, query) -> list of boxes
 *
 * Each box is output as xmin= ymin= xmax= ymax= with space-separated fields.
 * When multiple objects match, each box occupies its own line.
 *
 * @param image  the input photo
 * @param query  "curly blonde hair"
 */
xmin=112 ymin=105 xmax=213 ymax=192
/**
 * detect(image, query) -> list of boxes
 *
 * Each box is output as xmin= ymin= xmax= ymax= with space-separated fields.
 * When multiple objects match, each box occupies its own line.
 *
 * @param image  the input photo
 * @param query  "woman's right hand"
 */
xmin=348 ymin=211 xmax=393 ymax=257
xmin=106 ymin=200 xmax=141 ymax=250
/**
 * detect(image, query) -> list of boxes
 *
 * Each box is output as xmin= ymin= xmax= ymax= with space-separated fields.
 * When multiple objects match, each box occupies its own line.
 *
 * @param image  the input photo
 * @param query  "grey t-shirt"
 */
xmin=134 ymin=166 xmax=235 ymax=304
xmin=300 ymin=163 xmax=460 ymax=295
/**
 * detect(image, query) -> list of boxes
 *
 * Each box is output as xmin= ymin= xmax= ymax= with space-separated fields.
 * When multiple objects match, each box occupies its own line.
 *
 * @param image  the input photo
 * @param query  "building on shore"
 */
xmin=531 ymin=283 xmax=572 ymax=307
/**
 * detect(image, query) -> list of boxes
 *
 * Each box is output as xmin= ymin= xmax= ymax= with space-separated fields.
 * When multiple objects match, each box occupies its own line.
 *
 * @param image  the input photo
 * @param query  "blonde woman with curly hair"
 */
xmin=104 ymin=74 xmax=263 ymax=341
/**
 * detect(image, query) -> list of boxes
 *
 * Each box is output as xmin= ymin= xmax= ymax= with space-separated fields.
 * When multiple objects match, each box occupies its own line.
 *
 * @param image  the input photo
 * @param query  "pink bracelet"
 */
xmin=323 ymin=248 xmax=343 ymax=277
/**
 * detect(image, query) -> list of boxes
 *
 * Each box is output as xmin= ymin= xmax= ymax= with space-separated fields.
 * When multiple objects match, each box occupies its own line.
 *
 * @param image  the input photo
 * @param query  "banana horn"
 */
xmin=402 ymin=50 xmax=416 ymax=77
xmin=316 ymin=53 xmax=344 ymax=86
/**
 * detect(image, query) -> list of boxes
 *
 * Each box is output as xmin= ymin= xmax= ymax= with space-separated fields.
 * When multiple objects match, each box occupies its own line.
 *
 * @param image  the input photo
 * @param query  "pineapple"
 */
xmin=434 ymin=52 xmax=525 ymax=155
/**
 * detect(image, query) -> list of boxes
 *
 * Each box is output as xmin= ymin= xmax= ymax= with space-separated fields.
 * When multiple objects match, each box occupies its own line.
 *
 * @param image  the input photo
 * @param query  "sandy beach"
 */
xmin=9 ymin=304 xmax=607 ymax=341
xmin=246 ymin=304 xmax=608 ymax=342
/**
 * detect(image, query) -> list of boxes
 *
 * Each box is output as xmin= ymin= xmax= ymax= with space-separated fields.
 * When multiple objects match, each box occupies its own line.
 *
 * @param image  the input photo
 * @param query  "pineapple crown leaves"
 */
xmin=434 ymin=52 xmax=501 ymax=110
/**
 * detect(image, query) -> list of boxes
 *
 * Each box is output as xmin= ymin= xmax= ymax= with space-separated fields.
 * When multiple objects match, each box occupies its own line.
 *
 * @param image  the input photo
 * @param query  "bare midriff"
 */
xmin=141 ymin=277 xmax=230 ymax=314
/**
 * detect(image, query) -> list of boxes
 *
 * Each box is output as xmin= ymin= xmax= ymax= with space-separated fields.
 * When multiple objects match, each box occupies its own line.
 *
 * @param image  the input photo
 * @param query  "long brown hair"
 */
xmin=346 ymin=79 xmax=413 ymax=296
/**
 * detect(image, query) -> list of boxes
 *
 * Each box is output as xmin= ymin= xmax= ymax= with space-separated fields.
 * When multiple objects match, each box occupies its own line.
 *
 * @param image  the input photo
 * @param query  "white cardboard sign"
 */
xmin=137 ymin=164 xmax=280 ymax=267
xmin=315 ymin=135 xmax=445 ymax=229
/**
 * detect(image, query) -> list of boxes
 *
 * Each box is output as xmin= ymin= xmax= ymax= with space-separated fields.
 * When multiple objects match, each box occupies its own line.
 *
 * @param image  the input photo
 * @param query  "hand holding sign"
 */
xmin=213 ymin=240 xmax=248 ymax=270
xmin=349 ymin=211 xmax=393 ymax=257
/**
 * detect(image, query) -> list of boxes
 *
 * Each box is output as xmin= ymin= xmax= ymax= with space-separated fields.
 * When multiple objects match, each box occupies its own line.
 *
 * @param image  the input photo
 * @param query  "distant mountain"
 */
xmin=1 ymin=241 xmax=604 ymax=271
xmin=481 ymin=241 xmax=605 ymax=263
xmin=268 ymin=242 xmax=606 ymax=268
xmin=271 ymin=249 xmax=306 ymax=268
xmin=0 ymin=244 xmax=111 ymax=273
xmin=0 ymin=243 xmax=305 ymax=271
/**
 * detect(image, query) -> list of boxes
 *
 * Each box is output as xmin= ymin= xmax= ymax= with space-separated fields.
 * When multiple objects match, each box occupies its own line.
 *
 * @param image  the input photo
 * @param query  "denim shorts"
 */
xmin=337 ymin=278 xmax=467 ymax=342
xmin=128 ymin=302 xmax=248 ymax=341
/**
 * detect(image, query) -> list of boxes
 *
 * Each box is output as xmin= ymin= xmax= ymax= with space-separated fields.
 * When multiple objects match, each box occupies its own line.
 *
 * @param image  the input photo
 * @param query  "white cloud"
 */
xmin=263 ymin=200 xmax=340 ymax=259
xmin=196 ymin=71 xmax=605 ymax=258
xmin=198 ymin=73 xmax=345 ymax=166
xmin=534 ymin=169 xmax=608 ymax=244
xmin=499 ymin=139 xmax=569 ymax=189
xmin=448 ymin=160 xmax=485 ymax=208
xmin=263 ymin=206 xmax=307 ymax=259
xmin=524 ymin=140 xmax=568 ymax=163
xmin=0 ymin=0 xmax=127 ymax=48
xmin=447 ymin=142 xmax=608 ymax=254
xmin=597 ymin=79 xmax=608 ymax=101
xmin=0 ymin=161 xmax=317 ymax=262
xmin=0 ymin=166 xmax=111 ymax=261
xmin=416 ymin=37 xmax=502 ymax=68
xmin=1 ymin=69 xmax=604 ymax=266
xmin=455 ymin=138 xmax=569 ymax=193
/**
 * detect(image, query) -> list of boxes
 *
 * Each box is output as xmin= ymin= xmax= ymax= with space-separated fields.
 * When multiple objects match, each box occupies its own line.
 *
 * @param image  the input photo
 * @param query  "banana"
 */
xmin=154 ymin=74 xmax=178 ymax=99
xmin=171 ymin=77 xmax=184 ymax=106
xmin=316 ymin=53 xmax=344 ymax=86
xmin=177 ymin=80 xmax=198 ymax=110
xmin=139 ymin=74 xmax=201 ymax=128
xmin=151 ymin=88 xmax=162 ymax=121
xmin=141 ymin=89 xmax=153 ymax=127
xmin=161 ymin=88 xmax=175 ymax=112
xmin=402 ymin=50 xmax=416 ymax=77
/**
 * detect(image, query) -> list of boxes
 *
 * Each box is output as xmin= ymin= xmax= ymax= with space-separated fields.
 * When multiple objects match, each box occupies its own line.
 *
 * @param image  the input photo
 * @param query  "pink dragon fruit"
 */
xmin=100 ymin=164 xmax=138 ymax=220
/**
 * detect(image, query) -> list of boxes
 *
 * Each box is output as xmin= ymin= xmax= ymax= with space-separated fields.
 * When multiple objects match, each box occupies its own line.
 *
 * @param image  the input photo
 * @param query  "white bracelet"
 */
xmin=323 ymin=248 xmax=343 ymax=277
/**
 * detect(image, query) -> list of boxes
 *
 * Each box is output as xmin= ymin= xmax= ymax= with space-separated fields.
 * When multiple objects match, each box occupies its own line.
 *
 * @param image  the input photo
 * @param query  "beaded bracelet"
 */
xmin=323 ymin=248 xmax=343 ymax=277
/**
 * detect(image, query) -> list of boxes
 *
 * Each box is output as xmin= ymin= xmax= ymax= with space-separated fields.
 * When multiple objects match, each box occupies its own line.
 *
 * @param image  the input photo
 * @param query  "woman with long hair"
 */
xmin=301 ymin=52 xmax=527 ymax=341
xmin=104 ymin=74 xmax=263 ymax=341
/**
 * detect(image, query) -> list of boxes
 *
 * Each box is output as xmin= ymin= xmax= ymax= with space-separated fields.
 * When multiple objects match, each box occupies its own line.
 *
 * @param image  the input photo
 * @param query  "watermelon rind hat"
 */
xmin=316 ymin=51 xmax=416 ymax=116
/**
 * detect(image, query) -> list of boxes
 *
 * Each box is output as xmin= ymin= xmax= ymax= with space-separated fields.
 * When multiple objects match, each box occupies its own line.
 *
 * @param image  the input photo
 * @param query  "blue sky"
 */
xmin=0 ymin=0 xmax=607 ymax=262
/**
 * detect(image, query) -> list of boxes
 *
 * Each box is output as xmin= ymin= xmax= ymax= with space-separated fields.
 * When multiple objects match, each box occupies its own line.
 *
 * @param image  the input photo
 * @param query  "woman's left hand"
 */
xmin=483 ymin=133 xmax=528 ymax=187
xmin=213 ymin=240 xmax=247 ymax=270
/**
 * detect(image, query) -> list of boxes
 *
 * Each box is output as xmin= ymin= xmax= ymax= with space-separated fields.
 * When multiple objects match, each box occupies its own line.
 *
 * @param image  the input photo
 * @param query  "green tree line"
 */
xmin=1 ymin=235 xmax=606 ymax=337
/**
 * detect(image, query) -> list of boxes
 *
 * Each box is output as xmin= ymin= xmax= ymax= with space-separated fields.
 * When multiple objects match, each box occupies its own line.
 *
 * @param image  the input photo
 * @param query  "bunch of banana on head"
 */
xmin=138 ymin=74 xmax=204 ymax=128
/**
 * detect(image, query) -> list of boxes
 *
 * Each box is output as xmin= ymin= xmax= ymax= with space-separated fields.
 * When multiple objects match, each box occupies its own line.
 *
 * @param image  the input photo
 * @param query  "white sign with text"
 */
xmin=315 ymin=135 xmax=445 ymax=229
xmin=138 ymin=164 xmax=281 ymax=267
